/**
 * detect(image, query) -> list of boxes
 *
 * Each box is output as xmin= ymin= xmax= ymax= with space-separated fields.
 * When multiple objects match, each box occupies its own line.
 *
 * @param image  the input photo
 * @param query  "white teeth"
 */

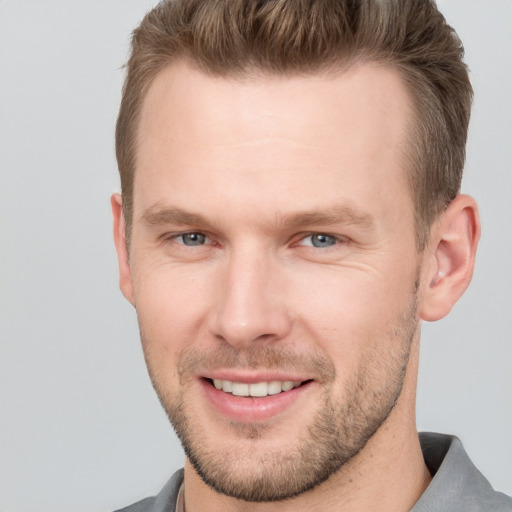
xmin=221 ymin=380 xmax=233 ymax=393
xmin=248 ymin=382 xmax=267 ymax=397
xmin=281 ymin=380 xmax=294 ymax=391
xmin=267 ymin=381 xmax=282 ymax=395
xmin=211 ymin=379 xmax=304 ymax=397
xmin=231 ymin=382 xmax=249 ymax=396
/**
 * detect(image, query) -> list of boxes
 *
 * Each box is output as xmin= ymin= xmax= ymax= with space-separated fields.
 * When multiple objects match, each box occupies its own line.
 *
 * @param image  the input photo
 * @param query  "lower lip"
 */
xmin=200 ymin=379 xmax=313 ymax=423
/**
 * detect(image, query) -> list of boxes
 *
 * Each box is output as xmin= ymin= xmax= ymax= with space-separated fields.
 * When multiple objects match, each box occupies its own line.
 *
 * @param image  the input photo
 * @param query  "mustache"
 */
xmin=178 ymin=344 xmax=335 ymax=384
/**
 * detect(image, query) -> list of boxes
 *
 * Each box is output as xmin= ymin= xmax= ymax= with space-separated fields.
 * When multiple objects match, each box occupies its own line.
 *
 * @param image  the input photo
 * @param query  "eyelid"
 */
xmin=295 ymin=232 xmax=347 ymax=247
xmin=167 ymin=231 xmax=212 ymax=245
xmin=163 ymin=230 xmax=347 ymax=248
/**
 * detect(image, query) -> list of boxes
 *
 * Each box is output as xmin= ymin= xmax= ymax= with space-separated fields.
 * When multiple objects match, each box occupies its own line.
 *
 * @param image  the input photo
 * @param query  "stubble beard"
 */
xmin=142 ymin=287 xmax=419 ymax=502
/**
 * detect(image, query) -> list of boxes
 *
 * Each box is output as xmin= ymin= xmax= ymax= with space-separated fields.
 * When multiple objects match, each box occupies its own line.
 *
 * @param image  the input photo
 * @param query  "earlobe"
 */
xmin=420 ymin=195 xmax=480 ymax=322
xmin=111 ymin=193 xmax=135 ymax=305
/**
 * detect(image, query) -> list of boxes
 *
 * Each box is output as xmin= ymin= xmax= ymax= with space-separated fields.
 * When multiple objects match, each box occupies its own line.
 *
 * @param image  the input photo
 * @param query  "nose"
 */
xmin=208 ymin=247 xmax=292 ymax=349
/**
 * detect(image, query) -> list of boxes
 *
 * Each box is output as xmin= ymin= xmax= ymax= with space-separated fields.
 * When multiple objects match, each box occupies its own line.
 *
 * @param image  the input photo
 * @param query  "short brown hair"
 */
xmin=116 ymin=0 xmax=472 ymax=250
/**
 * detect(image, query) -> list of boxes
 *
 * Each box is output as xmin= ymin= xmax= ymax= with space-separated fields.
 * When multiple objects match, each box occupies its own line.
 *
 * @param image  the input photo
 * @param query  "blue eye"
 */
xmin=300 ymin=234 xmax=338 ymax=248
xmin=176 ymin=232 xmax=208 ymax=246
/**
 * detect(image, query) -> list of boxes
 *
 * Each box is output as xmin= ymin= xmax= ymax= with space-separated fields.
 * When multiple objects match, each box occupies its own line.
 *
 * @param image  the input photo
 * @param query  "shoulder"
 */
xmin=415 ymin=432 xmax=512 ymax=512
xmin=113 ymin=469 xmax=184 ymax=512
xmin=114 ymin=496 xmax=155 ymax=512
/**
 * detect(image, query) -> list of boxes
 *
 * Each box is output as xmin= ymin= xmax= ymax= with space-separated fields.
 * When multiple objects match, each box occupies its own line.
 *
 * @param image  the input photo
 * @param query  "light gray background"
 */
xmin=0 ymin=1 xmax=510 ymax=511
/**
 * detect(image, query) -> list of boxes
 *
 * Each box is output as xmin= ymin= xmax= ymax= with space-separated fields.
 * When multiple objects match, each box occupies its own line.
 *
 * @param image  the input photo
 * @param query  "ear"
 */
xmin=420 ymin=194 xmax=480 ymax=322
xmin=111 ymin=193 xmax=135 ymax=305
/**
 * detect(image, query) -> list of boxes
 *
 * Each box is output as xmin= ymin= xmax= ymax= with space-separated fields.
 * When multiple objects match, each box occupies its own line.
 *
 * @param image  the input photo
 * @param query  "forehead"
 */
xmin=135 ymin=61 xmax=414 ymax=229
xmin=138 ymin=60 xmax=412 ymax=150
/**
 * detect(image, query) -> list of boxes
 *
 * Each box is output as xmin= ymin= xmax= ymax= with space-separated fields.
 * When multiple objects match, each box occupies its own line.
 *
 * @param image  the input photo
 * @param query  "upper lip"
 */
xmin=200 ymin=370 xmax=312 ymax=384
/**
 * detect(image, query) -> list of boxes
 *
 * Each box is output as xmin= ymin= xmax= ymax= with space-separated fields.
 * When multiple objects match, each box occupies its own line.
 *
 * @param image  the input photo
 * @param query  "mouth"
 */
xmin=199 ymin=374 xmax=315 ymax=422
xmin=205 ymin=378 xmax=312 ymax=397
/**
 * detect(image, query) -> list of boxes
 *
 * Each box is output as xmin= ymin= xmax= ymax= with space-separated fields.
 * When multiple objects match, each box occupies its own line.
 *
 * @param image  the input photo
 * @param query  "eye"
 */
xmin=173 ymin=232 xmax=209 ymax=246
xmin=298 ymin=233 xmax=340 ymax=248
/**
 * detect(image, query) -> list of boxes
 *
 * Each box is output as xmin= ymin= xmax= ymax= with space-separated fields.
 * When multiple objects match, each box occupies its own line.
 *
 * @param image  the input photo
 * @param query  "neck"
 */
xmin=183 ymin=340 xmax=431 ymax=512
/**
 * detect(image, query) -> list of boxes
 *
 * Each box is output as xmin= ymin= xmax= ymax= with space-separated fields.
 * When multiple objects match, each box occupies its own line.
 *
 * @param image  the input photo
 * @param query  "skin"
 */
xmin=112 ymin=60 xmax=480 ymax=512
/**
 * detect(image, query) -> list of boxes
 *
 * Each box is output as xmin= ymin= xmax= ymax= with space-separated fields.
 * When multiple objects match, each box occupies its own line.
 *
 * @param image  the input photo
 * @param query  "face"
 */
xmin=120 ymin=61 xmax=424 ymax=501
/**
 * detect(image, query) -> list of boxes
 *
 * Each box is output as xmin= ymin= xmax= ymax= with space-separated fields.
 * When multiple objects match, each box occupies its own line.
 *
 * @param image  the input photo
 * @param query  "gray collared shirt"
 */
xmin=114 ymin=432 xmax=512 ymax=512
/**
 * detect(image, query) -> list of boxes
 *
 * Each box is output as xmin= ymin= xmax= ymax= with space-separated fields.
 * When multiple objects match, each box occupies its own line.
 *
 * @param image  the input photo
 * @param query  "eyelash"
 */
xmin=166 ymin=231 xmax=346 ymax=249
xmin=168 ymin=232 xmax=212 ymax=247
xmin=296 ymin=233 xmax=344 ymax=248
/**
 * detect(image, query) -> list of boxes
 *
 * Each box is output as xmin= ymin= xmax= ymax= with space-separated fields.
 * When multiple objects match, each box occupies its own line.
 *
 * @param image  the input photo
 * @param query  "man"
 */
xmin=111 ymin=1 xmax=511 ymax=511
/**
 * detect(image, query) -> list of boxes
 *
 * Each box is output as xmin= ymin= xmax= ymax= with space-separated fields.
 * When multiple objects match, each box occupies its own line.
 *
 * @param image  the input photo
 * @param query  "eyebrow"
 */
xmin=140 ymin=203 xmax=375 ymax=231
xmin=142 ymin=206 xmax=213 ymax=230
xmin=281 ymin=206 xmax=375 ymax=230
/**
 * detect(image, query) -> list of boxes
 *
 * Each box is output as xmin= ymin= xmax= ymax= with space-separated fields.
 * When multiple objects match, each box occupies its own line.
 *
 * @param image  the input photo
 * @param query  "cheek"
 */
xmin=132 ymin=261 xmax=215 ymax=359
xmin=290 ymin=264 xmax=416 ymax=356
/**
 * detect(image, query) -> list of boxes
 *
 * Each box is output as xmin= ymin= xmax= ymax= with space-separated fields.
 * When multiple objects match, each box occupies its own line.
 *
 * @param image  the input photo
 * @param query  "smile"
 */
xmin=201 ymin=377 xmax=314 ymax=422
xmin=211 ymin=379 xmax=304 ymax=397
